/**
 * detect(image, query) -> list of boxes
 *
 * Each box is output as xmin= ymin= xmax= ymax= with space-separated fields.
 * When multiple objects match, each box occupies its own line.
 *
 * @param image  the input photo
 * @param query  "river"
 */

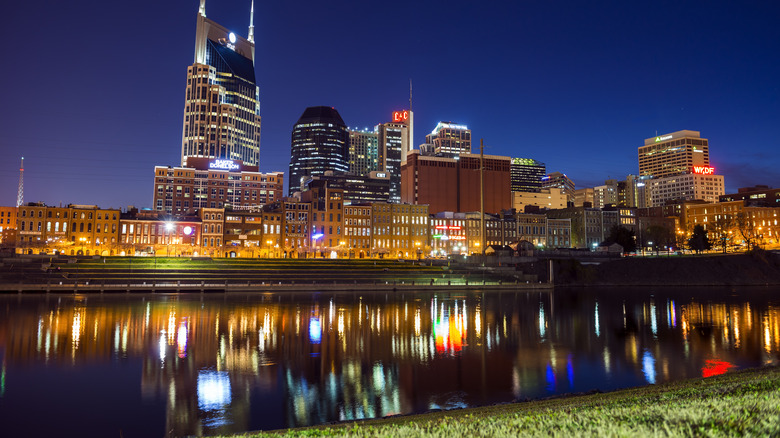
xmin=0 ymin=287 xmax=778 ymax=437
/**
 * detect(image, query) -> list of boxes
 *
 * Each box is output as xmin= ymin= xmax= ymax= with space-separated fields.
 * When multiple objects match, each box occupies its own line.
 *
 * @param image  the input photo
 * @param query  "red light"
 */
xmin=692 ymin=166 xmax=715 ymax=175
xmin=701 ymin=360 xmax=735 ymax=378
xmin=392 ymin=110 xmax=409 ymax=123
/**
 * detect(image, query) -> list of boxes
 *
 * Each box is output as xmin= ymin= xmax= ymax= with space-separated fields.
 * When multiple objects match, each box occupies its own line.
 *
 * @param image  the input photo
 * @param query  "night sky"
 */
xmin=2 ymin=0 xmax=779 ymax=209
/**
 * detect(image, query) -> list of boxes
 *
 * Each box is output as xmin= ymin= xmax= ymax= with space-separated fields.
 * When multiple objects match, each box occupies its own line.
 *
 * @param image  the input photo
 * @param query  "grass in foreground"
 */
xmin=223 ymin=366 xmax=780 ymax=437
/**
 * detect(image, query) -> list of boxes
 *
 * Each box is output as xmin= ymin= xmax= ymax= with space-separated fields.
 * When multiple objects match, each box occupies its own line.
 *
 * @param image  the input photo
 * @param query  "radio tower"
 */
xmin=16 ymin=157 xmax=24 ymax=207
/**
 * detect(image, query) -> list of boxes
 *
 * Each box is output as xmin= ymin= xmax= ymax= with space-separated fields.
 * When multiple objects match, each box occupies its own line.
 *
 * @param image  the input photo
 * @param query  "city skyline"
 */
xmin=2 ymin=0 xmax=779 ymax=209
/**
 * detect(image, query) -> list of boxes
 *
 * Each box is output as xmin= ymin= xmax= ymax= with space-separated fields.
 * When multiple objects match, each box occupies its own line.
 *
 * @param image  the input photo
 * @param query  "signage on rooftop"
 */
xmin=692 ymin=166 xmax=715 ymax=175
xmin=209 ymin=159 xmax=240 ymax=170
xmin=392 ymin=110 xmax=410 ymax=123
xmin=654 ymin=135 xmax=673 ymax=142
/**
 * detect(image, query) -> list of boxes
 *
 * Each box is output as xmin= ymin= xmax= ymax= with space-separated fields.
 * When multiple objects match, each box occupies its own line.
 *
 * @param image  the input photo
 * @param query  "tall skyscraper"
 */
xmin=348 ymin=128 xmax=379 ymax=176
xmin=510 ymin=158 xmax=546 ymax=192
xmin=638 ymin=130 xmax=709 ymax=178
xmin=424 ymin=122 xmax=471 ymax=158
xmin=289 ymin=106 xmax=350 ymax=195
xmin=377 ymin=122 xmax=407 ymax=203
xmin=181 ymin=0 xmax=261 ymax=168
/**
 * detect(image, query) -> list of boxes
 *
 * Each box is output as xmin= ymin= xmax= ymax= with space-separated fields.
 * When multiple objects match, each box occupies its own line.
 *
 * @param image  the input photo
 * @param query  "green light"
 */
xmin=1 ymin=363 xmax=5 ymax=397
xmin=432 ymin=234 xmax=443 ymax=239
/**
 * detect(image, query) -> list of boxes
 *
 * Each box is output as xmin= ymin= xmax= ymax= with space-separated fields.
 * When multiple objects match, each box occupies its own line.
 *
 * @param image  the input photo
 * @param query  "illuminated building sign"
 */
xmin=434 ymin=225 xmax=461 ymax=230
xmin=392 ymin=110 xmax=410 ymax=123
xmin=692 ymin=166 xmax=715 ymax=175
xmin=209 ymin=159 xmax=240 ymax=170
xmin=654 ymin=135 xmax=673 ymax=142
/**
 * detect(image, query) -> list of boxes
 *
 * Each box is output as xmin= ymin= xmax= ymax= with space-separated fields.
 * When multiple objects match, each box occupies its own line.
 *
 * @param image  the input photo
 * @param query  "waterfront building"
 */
xmin=0 ymin=206 xmax=16 ymax=233
xmin=222 ymin=210 xmax=263 ymax=257
xmin=542 ymin=172 xmax=575 ymax=203
xmin=424 ymin=122 xmax=471 ymax=158
xmin=547 ymin=218 xmax=572 ymax=248
xmin=401 ymin=150 xmax=511 ymax=214
xmin=198 ymin=208 xmax=224 ymax=256
xmin=510 ymin=158 xmax=546 ymax=193
xmin=301 ymin=180 xmax=345 ymax=256
xmin=181 ymin=0 xmax=261 ymax=167
xmin=516 ymin=213 xmax=549 ymax=248
xmin=371 ymin=202 xmax=429 ymax=258
xmin=119 ymin=210 xmax=200 ymax=256
xmin=344 ymin=203 xmax=372 ymax=258
xmin=684 ymin=200 xmax=780 ymax=249
xmin=16 ymin=203 xmax=120 ymax=255
xmin=638 ymin=130 xmax=709 ymax=179
xmin=153 ymin=157 xmax=283 ymax=215
xmin=512 ymin=188 xmax=567 ymax=212
xmin=429 ymin=212 xmax=468 ymax=256
xmin=547 ymin=206 xmax=608 ymax=249
xmin=289 ymin=106 xmax=350 ymax=195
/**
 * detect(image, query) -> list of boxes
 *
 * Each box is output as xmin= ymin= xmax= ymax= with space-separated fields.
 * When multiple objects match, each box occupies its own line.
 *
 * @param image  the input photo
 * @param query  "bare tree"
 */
xmin=735 ymin=211 xmax=757 ymax=251
xmin=711 ymin=214 xmax=735 ymax=253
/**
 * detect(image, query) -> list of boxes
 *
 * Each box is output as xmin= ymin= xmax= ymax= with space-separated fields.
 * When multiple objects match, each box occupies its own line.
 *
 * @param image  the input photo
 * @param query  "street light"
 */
xmin=165 ymin=222 xmax=174 ymax=256
xmin=311 ymin=233 xmax=323 ymax=258
xmin=79 ymin=237 xmax=87 ymax=256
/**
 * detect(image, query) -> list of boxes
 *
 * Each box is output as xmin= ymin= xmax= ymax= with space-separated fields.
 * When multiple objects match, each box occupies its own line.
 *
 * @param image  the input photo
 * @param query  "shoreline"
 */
xmin=229 ymin=365 xmax=780 ymax=437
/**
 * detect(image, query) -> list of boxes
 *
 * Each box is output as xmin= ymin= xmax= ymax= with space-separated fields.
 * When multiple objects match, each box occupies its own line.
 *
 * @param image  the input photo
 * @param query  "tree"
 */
xmin=687 ymin=224 xmax=711 ymax=254
xmin=736 ymin=211 xmax=757 ymax=251
xmin=711 ymin=214 xmax=735 ymax=253
xmin=644 ymin=225 xmax=675 ymax=254
xmin=604 ymin=225 xmax=637 ymax=254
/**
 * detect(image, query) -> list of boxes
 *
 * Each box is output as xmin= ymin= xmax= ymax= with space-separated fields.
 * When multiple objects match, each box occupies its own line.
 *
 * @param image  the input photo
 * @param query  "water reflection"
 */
xmin=0 ymin=288 xmax=778 ymax=437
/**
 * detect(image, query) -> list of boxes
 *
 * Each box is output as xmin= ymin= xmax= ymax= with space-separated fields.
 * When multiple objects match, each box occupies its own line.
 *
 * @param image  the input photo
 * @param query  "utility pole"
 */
xmin=480 ymin=139 xmax=485 ymax=259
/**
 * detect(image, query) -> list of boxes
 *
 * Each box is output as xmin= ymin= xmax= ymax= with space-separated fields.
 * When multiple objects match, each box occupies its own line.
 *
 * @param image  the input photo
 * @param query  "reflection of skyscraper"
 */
xmin=289 ymin=106 xmax=350 ymax=195
xmin=181 ymin=0 xmax=261 ymax=168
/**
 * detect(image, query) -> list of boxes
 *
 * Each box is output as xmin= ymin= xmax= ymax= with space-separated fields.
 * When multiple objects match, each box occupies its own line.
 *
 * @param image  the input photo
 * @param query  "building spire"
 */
xmin=199 ymin=0 xmax=206 ymax=17
xmin=248 ymin=0 xmax=255 ymax=43
xmin=16 ymin=157 xmax=24 ymax=208
xmin=409 ymin=79 xmax=413 ymax=111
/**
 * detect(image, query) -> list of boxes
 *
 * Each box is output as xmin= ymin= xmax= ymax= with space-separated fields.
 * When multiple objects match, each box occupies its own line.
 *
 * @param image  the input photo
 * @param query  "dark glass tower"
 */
xmin=510 ymin=158 xmax=546 ymax=192
xmin=289 ymin=106 xmax=350 ymax=195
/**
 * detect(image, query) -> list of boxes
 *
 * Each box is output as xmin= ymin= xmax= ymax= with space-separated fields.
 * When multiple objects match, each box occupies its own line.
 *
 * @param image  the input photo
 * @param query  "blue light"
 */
xmin=309 ymin=317 xmax=322 ymax=344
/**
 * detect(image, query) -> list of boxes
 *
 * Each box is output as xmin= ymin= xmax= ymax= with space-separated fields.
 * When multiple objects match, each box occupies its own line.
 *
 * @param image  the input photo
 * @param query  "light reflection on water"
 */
xmin=0 ymin=288 xmax=778 ymax=437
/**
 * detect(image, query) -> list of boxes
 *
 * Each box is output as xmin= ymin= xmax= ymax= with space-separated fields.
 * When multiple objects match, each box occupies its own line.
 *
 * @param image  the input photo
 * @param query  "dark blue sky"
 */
xmin=2 ymin=0 xmax=779 ymax=209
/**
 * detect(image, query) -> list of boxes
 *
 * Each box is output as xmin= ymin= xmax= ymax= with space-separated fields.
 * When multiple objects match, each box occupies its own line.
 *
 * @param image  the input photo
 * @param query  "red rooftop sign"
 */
xmin=692 ymin=166 xmax=715 ymax=175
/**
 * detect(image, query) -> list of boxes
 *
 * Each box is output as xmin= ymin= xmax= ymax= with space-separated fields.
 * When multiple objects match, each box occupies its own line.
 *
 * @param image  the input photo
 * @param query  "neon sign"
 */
xmin=654 ymin=135 xmax=673 ymax=142
xmin=434 ymin=225 xmax=461 ymax=230
xmin=692 ymin=166 xmax=715 ymax=175
xmin=209 ymin=159 xmax=240 ymax=170
xmin=392 ymin=110 xmax=410 ymax=123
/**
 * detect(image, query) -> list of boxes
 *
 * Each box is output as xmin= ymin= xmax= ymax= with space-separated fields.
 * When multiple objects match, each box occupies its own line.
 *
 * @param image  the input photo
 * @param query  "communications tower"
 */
xmin=16 ymin=157 xmax=24 ymax=207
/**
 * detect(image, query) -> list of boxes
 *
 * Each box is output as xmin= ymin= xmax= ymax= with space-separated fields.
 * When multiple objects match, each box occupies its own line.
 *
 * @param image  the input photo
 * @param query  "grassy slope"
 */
xmin=224 ymin=366 xmax=780 ymax=437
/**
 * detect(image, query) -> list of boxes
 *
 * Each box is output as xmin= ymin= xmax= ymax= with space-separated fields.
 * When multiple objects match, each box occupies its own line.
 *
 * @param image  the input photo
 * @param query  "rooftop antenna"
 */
xmin=248 ymin=0 xmax=255 ymax=43
xmin=16 ymin=157 xmax=24 ymax=207
xmin=199 ymin=0 xmax=206 ymax=16
xmin=409 ymin=79 xmax=413 ymax=111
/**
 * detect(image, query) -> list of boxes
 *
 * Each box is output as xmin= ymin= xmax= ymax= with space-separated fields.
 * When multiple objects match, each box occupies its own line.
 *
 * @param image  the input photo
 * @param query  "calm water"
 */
xmin=0 ymin=288 xmax=779 ymax=437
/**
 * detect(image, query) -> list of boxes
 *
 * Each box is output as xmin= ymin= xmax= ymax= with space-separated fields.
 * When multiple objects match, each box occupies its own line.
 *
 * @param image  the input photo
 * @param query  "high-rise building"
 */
xmin=638 ymin=130 xmax=709 ymax=178
xmin=593 ymin=179 xmax=619 ymax=208
xmin=377 ymin=122 xmax=407 ymax=203
xmin=289 ymin=106 xmax=350 ymax=195
xmin=181 ymin=0 xmax=261 ymax=168
xmin=542 ymin=172 xmax=575 ymax=203
xmin=510 ymin=158 xmax=546 ymax=192
xmin=348 ymin=128 xmax=379 ymax=176
xmin=424 ymin=122 xmax=471 ymax=158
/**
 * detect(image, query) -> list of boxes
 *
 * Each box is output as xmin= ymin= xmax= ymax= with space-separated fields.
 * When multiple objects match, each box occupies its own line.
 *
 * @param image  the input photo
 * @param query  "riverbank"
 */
xmin=547 ymin=250 xmax=780 ymax=286
xmin=224 ymin=366 xmax=780 ymax=437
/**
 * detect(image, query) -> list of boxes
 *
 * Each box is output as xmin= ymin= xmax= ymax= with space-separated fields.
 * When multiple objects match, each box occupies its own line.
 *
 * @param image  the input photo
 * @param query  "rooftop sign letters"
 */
xmin=655 ymin=135 xmax=674 ymax=142
xmin=692 ymin=166 xmax=715 ymax=175
xmin=392 ymin=110 xmax=410 ymax=123
xmin=209 ymin=159 xmax=240 ymax=170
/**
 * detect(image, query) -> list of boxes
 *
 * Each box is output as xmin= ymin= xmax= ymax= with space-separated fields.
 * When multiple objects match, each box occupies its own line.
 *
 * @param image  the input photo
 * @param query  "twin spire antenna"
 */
xmin=198 ymin=0 xmax=256 ymax=43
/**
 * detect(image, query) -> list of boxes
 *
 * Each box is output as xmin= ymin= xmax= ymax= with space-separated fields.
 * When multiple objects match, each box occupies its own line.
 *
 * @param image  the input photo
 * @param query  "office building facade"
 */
xmin=181 ymin=1 xmax=261 ymax=167
xmin=510 ymin=158 xmax=546 ymax=192
xmin=424 ymin=122 xmax=471 ymax=158
xmin=638 ymin=130 xmax=709 ymax=179
xmin=289 ymin=106 xmax=350 ymax=195
xmin=542 ymin=172 xmax=575 ymax=203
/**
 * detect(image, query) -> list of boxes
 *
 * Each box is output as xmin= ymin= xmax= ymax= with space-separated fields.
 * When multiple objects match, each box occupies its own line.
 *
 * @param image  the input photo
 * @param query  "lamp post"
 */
xmin=165 ymin=222 xmax=174 ymax=257
xmin=79 ymin=237 xmax=86 ymax=256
